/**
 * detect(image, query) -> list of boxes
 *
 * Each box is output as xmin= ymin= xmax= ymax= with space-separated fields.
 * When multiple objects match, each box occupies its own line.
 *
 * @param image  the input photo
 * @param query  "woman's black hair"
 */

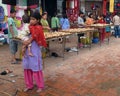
xmin=88 ymin=13 xmax=93 ymax=18
xmin=31 ymin=12 xmax=42 ymax=25
xmin=22 ymin=15 xmax=30 ymax=23
xmin=42 ymin=12 xmax=47 ymax=17
xmin=79 ymin=11 xmax=84 ymax=16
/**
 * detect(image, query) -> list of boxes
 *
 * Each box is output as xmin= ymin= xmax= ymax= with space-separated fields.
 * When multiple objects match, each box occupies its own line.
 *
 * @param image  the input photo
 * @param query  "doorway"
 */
xmin=41 ymin=0 xmax=57 ymax=17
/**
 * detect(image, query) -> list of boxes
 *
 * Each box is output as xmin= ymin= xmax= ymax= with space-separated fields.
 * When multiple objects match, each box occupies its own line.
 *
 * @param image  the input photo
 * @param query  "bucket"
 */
xmin=92 ymin=38 xmax=99 ymax=43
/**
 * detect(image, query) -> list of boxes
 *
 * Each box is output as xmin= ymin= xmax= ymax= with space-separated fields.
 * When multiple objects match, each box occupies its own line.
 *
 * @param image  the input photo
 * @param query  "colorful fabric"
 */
xmin=22 ymin=41 xmax=43 ymax=71
xmin=0 ymin=6 xmax=4 ymax=22
xmin=24 ymin=69 xmax=44 ymax=89
xmin=85 ymin=18 xmax=94 ymax=25
xmin=29 ymin=25 xmax=47 ymax=47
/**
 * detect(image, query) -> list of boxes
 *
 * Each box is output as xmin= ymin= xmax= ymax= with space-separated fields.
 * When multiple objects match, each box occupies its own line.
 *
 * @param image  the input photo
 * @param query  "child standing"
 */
xmin=22 ymin=12 xmax=47 ymax=93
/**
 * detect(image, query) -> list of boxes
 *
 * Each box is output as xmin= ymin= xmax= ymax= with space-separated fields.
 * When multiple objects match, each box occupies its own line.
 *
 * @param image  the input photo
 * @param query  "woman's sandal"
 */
xmin=36 ymin=89 xmax=42 ymax=93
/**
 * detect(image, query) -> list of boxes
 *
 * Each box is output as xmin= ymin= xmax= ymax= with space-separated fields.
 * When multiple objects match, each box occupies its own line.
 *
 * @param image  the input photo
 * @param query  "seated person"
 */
xmin=85 ymin=13 xmax=95 ymax=25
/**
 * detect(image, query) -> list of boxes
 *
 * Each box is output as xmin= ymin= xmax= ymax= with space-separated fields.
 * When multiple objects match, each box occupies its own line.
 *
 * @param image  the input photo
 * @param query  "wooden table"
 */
xmin=44 ymin=32 xmax=72 ymax=59
xmin=61 ymin=28 xmax=96 ymax=50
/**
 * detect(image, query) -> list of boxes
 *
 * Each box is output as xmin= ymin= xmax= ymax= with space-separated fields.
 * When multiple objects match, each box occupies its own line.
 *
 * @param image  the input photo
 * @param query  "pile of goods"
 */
xmin=62 ymin=28 xmax=95 ymax=33
xmin=44 ymin=32 xmax=71 ymax=39
xmin=90 ymin=24 xmax=111 ymax=28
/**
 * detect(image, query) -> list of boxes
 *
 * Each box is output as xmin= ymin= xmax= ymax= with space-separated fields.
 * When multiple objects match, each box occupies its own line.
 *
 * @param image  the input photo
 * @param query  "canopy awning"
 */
xmin=2 ymin=0 xmax=39 ymax=7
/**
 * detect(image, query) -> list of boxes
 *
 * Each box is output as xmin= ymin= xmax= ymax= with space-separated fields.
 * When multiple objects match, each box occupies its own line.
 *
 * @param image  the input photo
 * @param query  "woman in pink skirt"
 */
xmin=22 ymin=12 xmax=47 ymax=93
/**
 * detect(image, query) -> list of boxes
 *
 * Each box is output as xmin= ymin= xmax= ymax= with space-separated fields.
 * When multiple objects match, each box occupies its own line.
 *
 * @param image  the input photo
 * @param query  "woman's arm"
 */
xmin=43 ymin=26 xmax=51 ymax=30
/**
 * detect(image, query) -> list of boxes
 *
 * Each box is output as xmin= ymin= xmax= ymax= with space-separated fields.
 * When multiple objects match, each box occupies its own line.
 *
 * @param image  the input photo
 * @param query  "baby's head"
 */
xmin=22 ymin=15 xmax=30 ymax=23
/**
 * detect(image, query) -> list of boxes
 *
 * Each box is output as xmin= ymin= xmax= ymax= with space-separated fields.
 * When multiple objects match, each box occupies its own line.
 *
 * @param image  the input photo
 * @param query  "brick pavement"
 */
xmin=1 ymin=37 xmax=120 ymax=96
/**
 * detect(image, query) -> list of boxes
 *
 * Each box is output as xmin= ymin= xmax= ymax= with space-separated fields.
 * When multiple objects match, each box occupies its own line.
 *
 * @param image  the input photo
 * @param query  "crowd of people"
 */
xmin=1 ymin=8 xmax=120 ymax=93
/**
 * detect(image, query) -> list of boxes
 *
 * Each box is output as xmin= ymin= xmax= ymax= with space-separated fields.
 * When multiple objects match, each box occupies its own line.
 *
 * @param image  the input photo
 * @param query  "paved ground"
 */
xmin=1 ymin=36 xmax=120 ymax=96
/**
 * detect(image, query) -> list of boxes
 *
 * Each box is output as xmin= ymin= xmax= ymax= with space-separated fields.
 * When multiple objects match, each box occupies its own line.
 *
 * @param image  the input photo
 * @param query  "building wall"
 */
xmin=85 ymin=1 xmax=103 ymax=15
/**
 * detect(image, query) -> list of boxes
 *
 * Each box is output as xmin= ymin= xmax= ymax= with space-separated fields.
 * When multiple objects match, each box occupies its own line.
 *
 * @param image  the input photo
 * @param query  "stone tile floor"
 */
xmin=1 ymin=37 xmax=120 ymax=96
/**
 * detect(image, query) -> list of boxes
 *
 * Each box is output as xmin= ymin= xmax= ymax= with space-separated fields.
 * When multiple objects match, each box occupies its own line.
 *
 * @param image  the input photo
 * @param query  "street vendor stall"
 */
xmin=61 ymin=28 xmax=96 ymax=49
xmin=44 ymin=32 xmax=72 ymax=59
xmin=89 ymin=23 xmax=112 ymax=45
xmin=13 ymin=31 xmax=72 ymax=59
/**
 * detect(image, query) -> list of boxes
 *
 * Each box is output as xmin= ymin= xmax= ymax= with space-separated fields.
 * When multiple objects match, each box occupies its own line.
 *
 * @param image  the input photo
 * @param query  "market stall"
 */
xmin=44 ymin=32 xmax=72 ymax=59
xmin=89 ymin=23 xmax=112 ymax=45
xmin=61 ymin=28 xmax=96 ymax=49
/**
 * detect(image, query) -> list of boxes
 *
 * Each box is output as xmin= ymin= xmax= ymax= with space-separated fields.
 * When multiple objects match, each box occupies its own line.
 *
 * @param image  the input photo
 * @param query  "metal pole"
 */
xmin=43 ymin=0 xmax=45 ymax=12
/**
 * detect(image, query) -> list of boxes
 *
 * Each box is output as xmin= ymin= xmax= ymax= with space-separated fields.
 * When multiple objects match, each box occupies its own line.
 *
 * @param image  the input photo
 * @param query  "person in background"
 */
xmin=78 ymin=12 xmax=85 ymax=27
xmin=59 ymin=14 xmax=70 ymax=42
xmin=60 ymin=14 xmax=70 ymax=30
xmin=51 ymin=13 xmax=60 ymax=32
xmin=23 ymin=12 xmax=47 ymax=93
xmin=41 ymin=12 xmax=50 ymax=54
xmin=105 ymin=13 xmax=112 ymax=24
xmin=85 ymin=13 xmax=95 ymax=25
xmin=98 ymin=14 xmax=106 ymax=42
xmin=77 ymin=12 xmax=85 ymax=47
xmin=105 ymin=13 xmax=112 ymax=38
xmin=8 ymin=9 xmax=19 ymax=64
xmin=112 ymin=12 xmax=120 ymax=38
xmin=41 ymin=12 xmax=51 ymax=32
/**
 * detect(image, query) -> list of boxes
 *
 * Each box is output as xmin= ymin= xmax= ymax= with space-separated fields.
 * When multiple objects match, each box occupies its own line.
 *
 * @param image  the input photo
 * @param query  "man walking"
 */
xmin=113 ymin=12 xmax=120 ymax=38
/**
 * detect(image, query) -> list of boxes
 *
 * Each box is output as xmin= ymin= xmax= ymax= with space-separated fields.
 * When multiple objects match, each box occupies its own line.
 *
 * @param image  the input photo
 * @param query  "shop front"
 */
xmin=84 ymin=0 xmax=103 ymax=16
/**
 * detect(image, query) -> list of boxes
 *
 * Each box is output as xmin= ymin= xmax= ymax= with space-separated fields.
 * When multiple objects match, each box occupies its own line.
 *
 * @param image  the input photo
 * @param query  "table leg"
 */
xmin=99 ymin=30 xmax=102 ymax=46
xmin=89 ymin=31 xmax=93 ymax=50
xmin=62 ymin=36 xmax=66 ymax=60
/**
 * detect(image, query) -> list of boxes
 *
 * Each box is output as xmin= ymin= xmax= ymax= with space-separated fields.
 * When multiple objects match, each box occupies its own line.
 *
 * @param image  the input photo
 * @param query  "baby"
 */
xmin=17 ymin=16 xmax=33 ymax=56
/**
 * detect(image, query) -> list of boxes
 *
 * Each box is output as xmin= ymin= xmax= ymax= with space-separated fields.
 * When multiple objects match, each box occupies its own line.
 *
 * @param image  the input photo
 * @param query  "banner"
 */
xmin=109 ymin=0 xmax=114 ymax=12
